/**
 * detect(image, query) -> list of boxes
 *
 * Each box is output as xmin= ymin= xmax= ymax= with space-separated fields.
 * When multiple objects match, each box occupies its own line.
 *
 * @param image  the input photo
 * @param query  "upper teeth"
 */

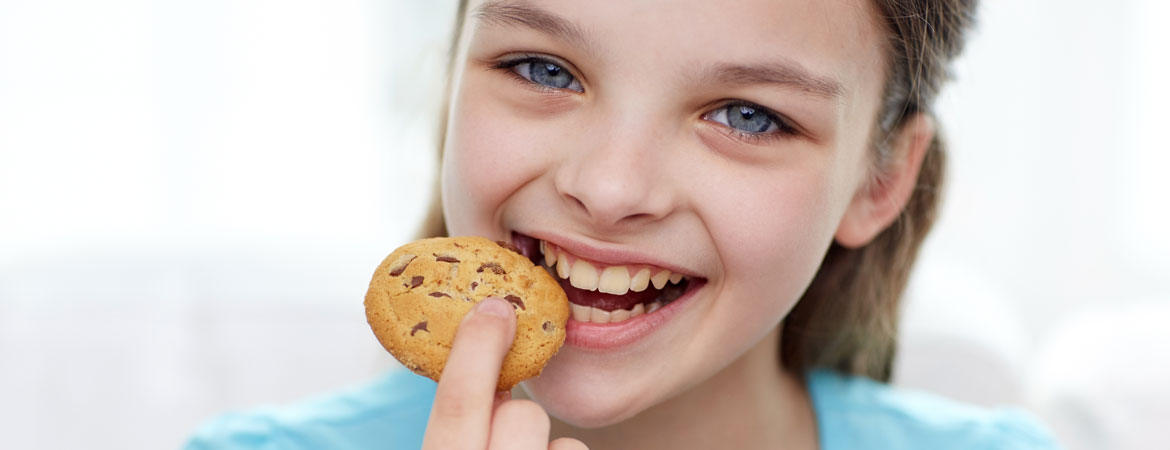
xmin=540 ymin=240 xmax=687 ymax=294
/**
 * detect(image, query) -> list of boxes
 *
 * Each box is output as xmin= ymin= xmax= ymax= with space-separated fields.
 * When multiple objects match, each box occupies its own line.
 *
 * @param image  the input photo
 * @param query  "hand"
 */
xmin=422 ymin=297 xmax=588 ymax=450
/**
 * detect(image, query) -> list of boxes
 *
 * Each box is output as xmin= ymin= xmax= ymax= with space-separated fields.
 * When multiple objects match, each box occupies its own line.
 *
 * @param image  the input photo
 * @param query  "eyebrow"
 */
xmin=701 ymin=62 xmax=845 ymax=100
xmin=474 ymin=0 xmax=844 ymax=100
xmin=473 ymin=1 xmax=596 ymax=54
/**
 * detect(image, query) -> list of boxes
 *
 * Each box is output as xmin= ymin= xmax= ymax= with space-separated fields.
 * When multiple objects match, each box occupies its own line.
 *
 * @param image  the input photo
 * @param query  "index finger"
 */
xmin=422 ymin=297 xmax=517 ymax=450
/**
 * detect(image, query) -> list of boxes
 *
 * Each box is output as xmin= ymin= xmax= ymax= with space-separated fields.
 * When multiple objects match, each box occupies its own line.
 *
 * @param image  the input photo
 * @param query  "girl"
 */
xmin=188 ymin=0 xmax=1061 ymax=448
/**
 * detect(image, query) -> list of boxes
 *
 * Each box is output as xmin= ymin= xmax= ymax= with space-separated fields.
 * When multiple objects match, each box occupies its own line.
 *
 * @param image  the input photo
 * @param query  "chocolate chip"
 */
xmin=388 ymin=254 xmax=417 ymax=277
xmin=410 ymin=321 xmax=428 ymax=336
xmin=469 ymin=281 xmax=478 ymax=290
xmin=495 ymin=240 xmax=523 ymax=255
xmin=504 ymin=295 xmax=525 ymax=310
xmin=435 ymin=255 xmax=460 ymax=263
xmin=453 ymin=242 xmax=465 ymax=248
xmin=428 ymin=292 xmax=450 ymax=298
xmin=477 ymin=262 xmax=506 ymax=275
xmin=408 ymin=276 xmax=424 ymax=288
xmin=542 ymin=321 xmax=554 ymax=332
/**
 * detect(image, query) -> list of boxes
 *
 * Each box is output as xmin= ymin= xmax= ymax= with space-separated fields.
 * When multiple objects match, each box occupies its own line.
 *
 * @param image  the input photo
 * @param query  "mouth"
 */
xmin=511 ymin=232 xmax=707 ymax=348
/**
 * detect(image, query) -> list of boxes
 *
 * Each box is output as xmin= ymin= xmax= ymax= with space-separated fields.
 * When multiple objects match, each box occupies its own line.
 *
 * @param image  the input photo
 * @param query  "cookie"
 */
xmin=364 ymin=236 xmax=569 ymax=391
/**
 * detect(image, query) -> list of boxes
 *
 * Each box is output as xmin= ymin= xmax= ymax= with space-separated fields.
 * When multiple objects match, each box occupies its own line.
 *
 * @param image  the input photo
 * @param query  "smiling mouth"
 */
xmin=512 ymin=233 xmax=705 ymax=325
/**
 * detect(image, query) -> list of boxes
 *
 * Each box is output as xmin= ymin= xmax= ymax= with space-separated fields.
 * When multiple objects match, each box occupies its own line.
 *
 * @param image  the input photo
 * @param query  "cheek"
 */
xmin=442 ymin=86 xmax=548 ymax=235
xmin=701 ymin=166 xmax=844 ymax=317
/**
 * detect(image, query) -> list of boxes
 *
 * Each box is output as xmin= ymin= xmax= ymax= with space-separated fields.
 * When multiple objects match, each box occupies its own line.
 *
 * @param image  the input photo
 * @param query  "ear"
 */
xmin=835 ymin=113 xmax=935 ymax=249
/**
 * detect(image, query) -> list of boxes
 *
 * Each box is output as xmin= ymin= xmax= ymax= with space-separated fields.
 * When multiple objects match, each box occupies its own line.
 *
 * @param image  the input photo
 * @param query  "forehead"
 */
xmin=466 ymin=0 xmax=888 ymax=104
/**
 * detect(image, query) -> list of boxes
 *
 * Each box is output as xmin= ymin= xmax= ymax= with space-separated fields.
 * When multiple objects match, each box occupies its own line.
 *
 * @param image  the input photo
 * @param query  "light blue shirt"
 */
xmin=185 ymin=369 xmax=1061 ymax=449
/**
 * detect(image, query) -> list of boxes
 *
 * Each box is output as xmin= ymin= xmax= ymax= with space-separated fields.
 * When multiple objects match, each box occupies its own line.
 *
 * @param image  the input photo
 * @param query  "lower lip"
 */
xmin=563 ymin=281 xmax=704 ymax=350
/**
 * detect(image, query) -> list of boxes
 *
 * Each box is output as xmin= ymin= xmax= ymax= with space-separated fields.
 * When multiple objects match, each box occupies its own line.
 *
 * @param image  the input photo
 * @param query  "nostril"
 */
xmin=567 ymin=194 xmax=589 ymax=214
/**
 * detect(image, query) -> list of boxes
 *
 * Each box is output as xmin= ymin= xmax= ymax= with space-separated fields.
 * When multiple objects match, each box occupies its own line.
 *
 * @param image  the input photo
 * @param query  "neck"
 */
xmin=546 ymin=326 xmax=819 ymax=450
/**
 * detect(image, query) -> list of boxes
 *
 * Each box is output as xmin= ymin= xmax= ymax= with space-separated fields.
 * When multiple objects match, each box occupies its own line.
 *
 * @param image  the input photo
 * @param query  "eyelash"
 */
xmin=490 ymin=54 xmax=801 ymax=144
xmin=490 ymin=54 xmax=581 ymax=93
xmin=706 ymin=100 xmax=801 ymax=144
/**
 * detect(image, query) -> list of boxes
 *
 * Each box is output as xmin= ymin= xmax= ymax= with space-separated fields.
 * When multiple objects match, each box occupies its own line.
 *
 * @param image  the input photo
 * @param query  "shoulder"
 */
xmin=184 ymin=369 xmax=435 ymax=450
xmin=807 ymin=370 xmax=1063 ymax=450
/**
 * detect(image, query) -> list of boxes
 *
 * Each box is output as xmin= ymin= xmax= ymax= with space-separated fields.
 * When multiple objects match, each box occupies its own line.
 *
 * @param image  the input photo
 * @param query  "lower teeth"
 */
xmin=660 ymin=279 xmax=688 ymax=303
xmin=571 ymin=301 xmax=660 ymax=324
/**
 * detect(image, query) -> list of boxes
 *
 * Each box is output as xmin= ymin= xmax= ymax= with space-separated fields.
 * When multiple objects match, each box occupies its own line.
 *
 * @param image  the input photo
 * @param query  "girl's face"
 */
xmin=443 ymin=0 xmax=887 ymax=427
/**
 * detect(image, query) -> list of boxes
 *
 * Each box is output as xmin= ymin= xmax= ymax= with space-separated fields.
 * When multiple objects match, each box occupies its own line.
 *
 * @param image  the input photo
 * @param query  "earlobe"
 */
xmin=835 ymin=113 xmax=935 ymax=249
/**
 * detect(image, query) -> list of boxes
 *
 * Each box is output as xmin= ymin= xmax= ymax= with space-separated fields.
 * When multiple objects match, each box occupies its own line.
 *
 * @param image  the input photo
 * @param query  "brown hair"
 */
xmin=419 ymin=0 xmax=979 ymax=382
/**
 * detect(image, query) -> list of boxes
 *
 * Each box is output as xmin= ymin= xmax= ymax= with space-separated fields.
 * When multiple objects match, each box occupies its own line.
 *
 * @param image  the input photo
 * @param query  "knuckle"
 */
xmin=430 ymin=396 xmax=476 ymax=421
xmin=497 ymin=399 xmax=550 ymax=429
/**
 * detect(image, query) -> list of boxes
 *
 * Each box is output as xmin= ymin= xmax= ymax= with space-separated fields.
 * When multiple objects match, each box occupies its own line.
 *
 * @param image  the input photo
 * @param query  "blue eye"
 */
xmin=497 ymin=56 xmax=584 ymax=92
xmin=706 ymin=103 xmax=780 ymax=134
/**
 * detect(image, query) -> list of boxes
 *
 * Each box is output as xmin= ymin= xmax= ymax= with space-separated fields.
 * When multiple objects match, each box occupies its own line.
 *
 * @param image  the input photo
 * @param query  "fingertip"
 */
xmin=475 ymin=296 xmax=514 ymax=318
xmin=550 ymin=437 xmax=590 ymax=450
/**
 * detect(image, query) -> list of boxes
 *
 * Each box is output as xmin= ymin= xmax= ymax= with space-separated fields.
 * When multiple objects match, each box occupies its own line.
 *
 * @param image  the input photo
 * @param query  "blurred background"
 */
xmin=1 ymin=0 xmax=1167 ymax=448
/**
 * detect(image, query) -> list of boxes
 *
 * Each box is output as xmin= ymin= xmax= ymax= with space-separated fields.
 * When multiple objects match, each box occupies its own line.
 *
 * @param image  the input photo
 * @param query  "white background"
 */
xmin=1 ymin=1 xmax=1167 ymax=449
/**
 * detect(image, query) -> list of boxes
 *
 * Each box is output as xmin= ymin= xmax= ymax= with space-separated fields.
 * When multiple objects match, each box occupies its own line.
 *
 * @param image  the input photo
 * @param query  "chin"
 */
xmin=519 ymin=361 xmax=658 ymax=429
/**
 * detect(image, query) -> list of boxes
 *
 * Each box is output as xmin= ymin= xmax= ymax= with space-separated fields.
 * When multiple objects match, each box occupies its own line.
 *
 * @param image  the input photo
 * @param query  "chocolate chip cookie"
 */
xmin=364 ymin=236 xmax=569 ymax=391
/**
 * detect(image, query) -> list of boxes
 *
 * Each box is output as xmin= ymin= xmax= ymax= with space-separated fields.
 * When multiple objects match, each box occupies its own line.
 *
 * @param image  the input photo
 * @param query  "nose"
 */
xmin=554 ymin=116 xmax=676 ymax=231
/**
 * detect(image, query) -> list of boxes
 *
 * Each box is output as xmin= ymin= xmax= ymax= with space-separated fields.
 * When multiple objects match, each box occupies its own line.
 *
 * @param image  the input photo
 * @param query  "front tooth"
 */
xmin=669 ymin=273 xmax=683 ymax=284
xmin=556 ymin=253 xmax=571 ymax=279
xmin=571 ymin=303 xmax=591 ymax=321
xmin=590 ymin=307 xmax=611 ymax=324
xmin=570 ymin=259 xmax=600 ymax=291
xmin=598 ymin=266 xmax=631 ymax=295
xmin=630 ymin=268 xmax=651 ymax=292
xmin=630 ymin=303 xmax=645 ymax=318
xmin=543 ymin=242 xmax=555 ymax=267
xmin=651 ymin=270 xmax=671 ymax=289
xmin=610 ymin=307 xmax=630 ymax=322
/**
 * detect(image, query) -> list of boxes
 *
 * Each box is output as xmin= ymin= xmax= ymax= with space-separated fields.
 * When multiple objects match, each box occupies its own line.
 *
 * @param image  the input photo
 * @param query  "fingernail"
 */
xmin=475 ymin=297 xmax=512 ymax=318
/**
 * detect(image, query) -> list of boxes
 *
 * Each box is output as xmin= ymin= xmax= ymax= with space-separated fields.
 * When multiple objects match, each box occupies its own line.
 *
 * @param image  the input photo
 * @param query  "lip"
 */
xmin=519 ymin=230 xmax=701 ymax=278
xmin=510 ymin=230 xmax=708 ymax=352
xmin=563 ymin=278 xmax=704 ymax=350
